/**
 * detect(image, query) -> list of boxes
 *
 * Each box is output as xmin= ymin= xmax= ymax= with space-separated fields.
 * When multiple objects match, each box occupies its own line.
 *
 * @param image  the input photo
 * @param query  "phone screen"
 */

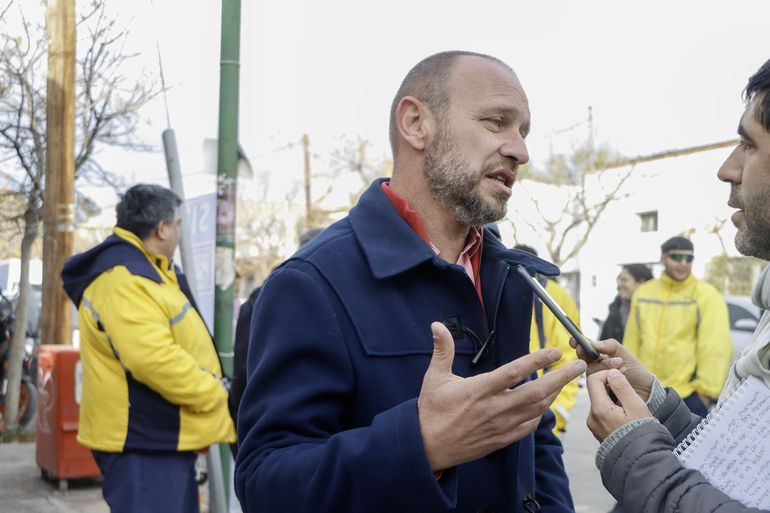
xmin=516 ymin=264 xmax=600 ymax=361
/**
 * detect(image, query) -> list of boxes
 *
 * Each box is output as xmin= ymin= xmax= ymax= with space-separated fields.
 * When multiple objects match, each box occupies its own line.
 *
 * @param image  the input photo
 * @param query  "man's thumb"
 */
xmin=607 ymin=369 xmax=643 ymax=410
xmin=429 ymin=322 xmax=455 ymax=375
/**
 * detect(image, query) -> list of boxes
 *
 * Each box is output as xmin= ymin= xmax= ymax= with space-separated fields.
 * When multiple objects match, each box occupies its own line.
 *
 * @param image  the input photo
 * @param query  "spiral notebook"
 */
xmin=673 ymin=375 xmax=770 ymax=510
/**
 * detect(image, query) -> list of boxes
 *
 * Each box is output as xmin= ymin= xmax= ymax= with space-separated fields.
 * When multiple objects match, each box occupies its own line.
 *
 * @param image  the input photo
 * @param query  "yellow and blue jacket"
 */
xmin=529 ymin=278 xmax=580 ymax=434
xmin=623 ymin=273 xmax=732 ymax=399
xmin=62 ymin=227 xmax=236 ymax=452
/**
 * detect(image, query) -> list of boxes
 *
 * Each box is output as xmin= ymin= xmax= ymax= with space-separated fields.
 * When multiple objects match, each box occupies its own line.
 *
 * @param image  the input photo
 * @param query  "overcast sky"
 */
xmin=10 ymin=0 xmax=770 ymax=205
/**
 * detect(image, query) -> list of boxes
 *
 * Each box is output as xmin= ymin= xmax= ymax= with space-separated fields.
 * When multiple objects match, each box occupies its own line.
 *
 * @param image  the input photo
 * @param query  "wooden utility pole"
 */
xmin=40 ymin=0 xmax=76 ymax=345
xmin=302 ymin=133 xmax=312 ymax=224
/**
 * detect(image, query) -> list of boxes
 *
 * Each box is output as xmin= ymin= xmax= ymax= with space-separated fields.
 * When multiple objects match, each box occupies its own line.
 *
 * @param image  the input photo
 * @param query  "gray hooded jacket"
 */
xmin=597 ymin=265 xmax=770 ymax=513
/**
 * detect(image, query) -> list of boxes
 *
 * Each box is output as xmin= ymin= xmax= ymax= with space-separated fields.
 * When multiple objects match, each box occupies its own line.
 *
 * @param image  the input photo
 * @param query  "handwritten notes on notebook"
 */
xmin=674 ymin=375 xmax=770 ymax=510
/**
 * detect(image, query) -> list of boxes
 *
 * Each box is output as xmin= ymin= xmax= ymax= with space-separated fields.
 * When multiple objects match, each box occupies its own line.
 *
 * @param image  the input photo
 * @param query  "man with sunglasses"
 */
xmin=622 ymin=235 xmax=732 ymax=415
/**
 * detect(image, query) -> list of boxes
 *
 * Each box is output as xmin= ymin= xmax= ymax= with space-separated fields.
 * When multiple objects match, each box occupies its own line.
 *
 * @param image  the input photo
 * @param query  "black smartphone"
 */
xmin=516 ymin=264 xmax=600 ymax=361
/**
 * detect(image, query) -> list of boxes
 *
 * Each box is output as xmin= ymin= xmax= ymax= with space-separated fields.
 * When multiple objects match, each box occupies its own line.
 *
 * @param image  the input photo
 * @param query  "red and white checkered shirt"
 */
xmin=381 ymin=182 xmax=483 ymax=301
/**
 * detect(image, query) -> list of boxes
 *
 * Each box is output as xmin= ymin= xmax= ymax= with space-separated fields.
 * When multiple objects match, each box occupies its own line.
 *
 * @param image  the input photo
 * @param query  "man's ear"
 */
xmin=395 ymin=96 xmax=434 ymax=152
xmin=155 ymin=220 xmax=170 ymax=241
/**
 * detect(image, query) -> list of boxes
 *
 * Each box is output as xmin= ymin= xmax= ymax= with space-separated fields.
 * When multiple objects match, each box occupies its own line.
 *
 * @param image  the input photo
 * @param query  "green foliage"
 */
xmin=705 ymin=255 xmax=765 ymax=295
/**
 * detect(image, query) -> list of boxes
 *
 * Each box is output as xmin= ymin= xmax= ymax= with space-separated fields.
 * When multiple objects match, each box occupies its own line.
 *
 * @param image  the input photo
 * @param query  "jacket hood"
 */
xmin=752 ymin=264 xmax=770 ymax=311
xmin=61 ymin=232 xmax=164 ymax=307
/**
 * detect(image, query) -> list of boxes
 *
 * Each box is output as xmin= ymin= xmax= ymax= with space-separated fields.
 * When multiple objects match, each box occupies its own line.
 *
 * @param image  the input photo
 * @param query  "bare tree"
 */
xmin=508 ymin=137 xmax=740 ymax=270
xmin=310 ymin=136 xmax=392 ymax=224
xmin=510 ymin=142 xmax=632 ymax=267
xmin=703 ymin=218 xmax=765 ymax=295
xmin=234 ymin=166 xmax=308 ymax=296
xmin=0 ymin=0 xmax=157 ymax=437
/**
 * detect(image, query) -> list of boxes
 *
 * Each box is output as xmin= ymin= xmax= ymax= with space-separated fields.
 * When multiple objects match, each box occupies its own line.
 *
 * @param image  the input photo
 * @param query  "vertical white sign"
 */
xmin=182 ymin=194 xmax=217 ymax=332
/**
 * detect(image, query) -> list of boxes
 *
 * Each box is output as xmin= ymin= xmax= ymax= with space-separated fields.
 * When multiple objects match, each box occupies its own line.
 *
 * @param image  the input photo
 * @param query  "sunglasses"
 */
xmin=668 ymin=253 xmax=694 ymax=263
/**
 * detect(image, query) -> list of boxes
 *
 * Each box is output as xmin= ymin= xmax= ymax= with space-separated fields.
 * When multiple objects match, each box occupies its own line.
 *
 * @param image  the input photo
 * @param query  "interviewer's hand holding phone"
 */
xmin=569 ymin=337 xmax=655 ymax=402
xmin=586 ymin=369 xmax=652 ymax=442
xmin=418 ymin=322 xmax=587 ymax=472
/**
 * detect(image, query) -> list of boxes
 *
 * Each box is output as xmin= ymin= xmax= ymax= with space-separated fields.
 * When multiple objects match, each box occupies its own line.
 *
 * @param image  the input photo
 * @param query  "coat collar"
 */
xmin=113 ymin=227 xmax=175 ymax=277
xmin=752 ymin=264 xmax=770 ymax=311
xmin=349 ymin=178 xmax=560 ymax=279
xmin=659 ymin=271 xmax=697 ymax=289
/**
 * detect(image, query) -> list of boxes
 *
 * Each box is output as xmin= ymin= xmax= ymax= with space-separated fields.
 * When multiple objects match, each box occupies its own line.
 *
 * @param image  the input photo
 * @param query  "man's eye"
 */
xmin=738 ymin=140 xmax=753 ymax=151
xmin=485 ymin=118 xmax=504 ymax=129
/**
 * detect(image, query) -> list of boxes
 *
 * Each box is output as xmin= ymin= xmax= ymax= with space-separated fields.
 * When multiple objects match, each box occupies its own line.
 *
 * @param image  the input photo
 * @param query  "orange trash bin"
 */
xmin=36 ymin=345 xmax=100 ymax=490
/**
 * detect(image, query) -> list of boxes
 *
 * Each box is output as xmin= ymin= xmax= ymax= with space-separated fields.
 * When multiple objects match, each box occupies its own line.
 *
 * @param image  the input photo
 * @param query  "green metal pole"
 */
xmin=215 ymin=0 xmax=241 ymax=509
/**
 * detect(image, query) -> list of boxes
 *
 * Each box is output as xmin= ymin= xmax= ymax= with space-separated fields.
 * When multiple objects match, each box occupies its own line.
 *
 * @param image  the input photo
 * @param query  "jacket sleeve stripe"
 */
xmin=169 ymin=302 xmax=193 ymax=327
xmin=637 ymin=298 xmax=697 ymax=306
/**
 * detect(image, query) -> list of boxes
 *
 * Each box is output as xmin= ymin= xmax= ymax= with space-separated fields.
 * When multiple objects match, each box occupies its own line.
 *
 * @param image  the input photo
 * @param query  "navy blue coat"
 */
xmin=235 ymin=179 xmax=574 ymax=513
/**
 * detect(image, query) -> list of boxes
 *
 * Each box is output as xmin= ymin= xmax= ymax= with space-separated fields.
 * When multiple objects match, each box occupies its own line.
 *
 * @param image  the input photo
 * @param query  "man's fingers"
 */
xmin=532 ymin=359 xmax=587 ymax=396
xmin=507 ymin=416 xmax=543 ymax=444
xmin=570 ymin=337 xmax=602 ymax=362
xmin=583 ymin=355 xmax=624 ymax=376
xmin=503 ymin=359 xmax=586 ymax=412
xmin=606 ymin=369 xmax=644 ymax=410
xmin=594 ymin=338 xmax=620 ymax=352
xmin=586 ymin=370 xmax=616 ymax=410
xmin=572 ymin=337 xmax=621 ymax=358
xmin=427 ymin=322 xmax=456 ymax=376
xmin=481 ymin=348 xmax=563 ymax=393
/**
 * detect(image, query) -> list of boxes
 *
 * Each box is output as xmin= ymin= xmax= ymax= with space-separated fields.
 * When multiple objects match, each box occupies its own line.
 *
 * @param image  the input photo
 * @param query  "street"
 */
xmin=561 ymin=384 xmax=617 ymax=513
xmin=0 ymin=384 xmax=614 ymax=513
xmin=0 ymin=441 xmax=105 ymax=513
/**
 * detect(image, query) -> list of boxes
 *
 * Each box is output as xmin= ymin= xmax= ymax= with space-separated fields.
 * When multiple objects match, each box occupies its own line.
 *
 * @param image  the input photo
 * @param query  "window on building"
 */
xmin=637 ymin=211 xmax=658 ymax=232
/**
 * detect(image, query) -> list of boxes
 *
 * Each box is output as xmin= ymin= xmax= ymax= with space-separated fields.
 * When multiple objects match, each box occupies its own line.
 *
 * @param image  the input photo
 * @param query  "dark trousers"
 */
xmin=92 ymin=450 xmax=199 ymax=513
xmin=683 ymin=392 xmax=709 ymax=417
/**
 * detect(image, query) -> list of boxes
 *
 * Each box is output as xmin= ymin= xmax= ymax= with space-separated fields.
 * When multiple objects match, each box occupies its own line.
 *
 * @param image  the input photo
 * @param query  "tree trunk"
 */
xmin=3 ymin=206 xmax=39 ymax=440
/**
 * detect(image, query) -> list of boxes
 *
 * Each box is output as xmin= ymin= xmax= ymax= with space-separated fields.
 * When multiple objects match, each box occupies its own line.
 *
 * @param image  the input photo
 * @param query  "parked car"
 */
xmin=724 ymin=295 xmax=764 ymax=365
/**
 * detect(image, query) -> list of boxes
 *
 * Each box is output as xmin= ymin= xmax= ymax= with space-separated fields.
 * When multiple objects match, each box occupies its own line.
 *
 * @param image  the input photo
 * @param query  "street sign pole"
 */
xmin=214 ymin=0 xmax=242 ymax=509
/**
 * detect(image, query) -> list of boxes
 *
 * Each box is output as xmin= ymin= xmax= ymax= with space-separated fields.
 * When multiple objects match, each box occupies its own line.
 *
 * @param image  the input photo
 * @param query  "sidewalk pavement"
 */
xmin=0 ymin=442 xmax=106 ymax=513
xmin=561 ymin=383 xmax=616 ymax=513
xmin=0 ymin=385 xmax=614 ymax=513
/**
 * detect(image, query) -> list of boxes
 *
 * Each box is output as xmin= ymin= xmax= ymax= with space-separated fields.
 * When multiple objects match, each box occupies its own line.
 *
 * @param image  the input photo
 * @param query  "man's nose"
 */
xmin=500 ymin=133 xmax=529 ymax=165
xmin=717 ymin=145 xmax=743 ymax=184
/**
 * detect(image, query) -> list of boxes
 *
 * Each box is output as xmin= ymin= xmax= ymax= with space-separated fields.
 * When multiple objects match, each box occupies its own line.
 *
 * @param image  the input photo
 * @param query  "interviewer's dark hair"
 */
xmin=116 ymin=184 xmax=181 ymax=239
xmin=622 ymin=263 xmax=653 ymax=284
xmin=744 ymin=59 xmax=770 ymax=131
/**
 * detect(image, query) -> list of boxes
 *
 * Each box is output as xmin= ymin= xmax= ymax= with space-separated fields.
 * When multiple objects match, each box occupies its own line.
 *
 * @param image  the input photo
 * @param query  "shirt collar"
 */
xmin=380 ymin=181 xmax=483 ymax=264
xmin=349 ymin=179 xmax=560 ymax=279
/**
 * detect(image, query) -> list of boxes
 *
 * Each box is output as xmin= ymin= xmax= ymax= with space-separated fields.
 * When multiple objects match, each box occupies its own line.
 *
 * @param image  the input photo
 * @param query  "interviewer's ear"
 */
xmin=394 ymin=96 xmax=434 ymax=152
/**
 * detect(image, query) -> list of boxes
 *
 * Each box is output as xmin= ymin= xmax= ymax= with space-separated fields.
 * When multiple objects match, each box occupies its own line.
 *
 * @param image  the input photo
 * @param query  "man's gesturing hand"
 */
xmin=418 ymin=322 xmax=587 ymax=472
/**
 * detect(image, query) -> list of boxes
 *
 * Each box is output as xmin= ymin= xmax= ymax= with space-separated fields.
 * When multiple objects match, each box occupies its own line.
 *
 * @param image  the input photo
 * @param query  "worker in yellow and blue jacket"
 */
xmin=62 ymin=184 xmax=235 ymax=513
